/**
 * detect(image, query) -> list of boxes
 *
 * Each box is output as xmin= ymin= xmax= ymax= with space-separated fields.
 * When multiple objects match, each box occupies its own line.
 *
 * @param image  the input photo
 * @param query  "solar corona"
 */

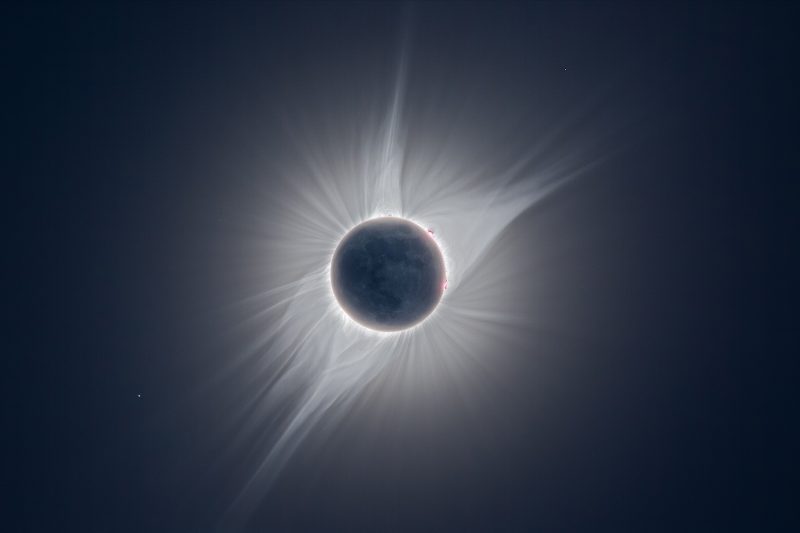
xmin=222 ymin=49 xmax=600 ymax=525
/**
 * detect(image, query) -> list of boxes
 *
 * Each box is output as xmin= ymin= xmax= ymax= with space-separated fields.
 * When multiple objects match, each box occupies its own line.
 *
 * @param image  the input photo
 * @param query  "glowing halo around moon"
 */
xmin=219 ymin=50 xmax=609 ymax=527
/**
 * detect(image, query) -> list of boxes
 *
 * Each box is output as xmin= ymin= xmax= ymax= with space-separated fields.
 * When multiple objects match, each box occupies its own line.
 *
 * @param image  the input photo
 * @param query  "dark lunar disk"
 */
xmin=331 ymin=217 xmax=446 ymax=332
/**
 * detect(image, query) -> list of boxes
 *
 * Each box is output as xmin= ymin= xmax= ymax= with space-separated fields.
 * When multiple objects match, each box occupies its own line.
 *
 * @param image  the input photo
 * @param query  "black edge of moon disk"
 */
xmin=331 ymin=217 xmax=447 ymax=332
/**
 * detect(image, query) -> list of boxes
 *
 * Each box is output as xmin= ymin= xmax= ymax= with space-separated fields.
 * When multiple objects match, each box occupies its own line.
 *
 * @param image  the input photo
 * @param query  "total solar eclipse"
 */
xmin=330 ymin=217 xmax=447 ymax=332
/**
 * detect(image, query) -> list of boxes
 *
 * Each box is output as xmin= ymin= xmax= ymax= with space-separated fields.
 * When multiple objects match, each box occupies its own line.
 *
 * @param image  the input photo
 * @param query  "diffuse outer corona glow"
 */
xmin=221 ymin=55 xmax=604 ymax=528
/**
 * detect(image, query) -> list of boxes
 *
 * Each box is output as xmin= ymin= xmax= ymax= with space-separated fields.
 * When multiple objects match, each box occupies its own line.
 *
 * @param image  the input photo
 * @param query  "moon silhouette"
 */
xmin=330 ymin=217 xmax=446 ymax=332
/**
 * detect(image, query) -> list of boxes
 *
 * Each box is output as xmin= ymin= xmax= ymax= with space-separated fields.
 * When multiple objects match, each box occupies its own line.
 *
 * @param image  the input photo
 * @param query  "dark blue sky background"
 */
xmin=7 ymin=2 xmax=797 ymax=531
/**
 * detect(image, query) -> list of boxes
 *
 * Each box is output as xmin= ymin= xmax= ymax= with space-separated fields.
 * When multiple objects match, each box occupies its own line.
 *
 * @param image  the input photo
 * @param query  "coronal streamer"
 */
xmin=220 ymin=50 xmax=605 ymax=526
